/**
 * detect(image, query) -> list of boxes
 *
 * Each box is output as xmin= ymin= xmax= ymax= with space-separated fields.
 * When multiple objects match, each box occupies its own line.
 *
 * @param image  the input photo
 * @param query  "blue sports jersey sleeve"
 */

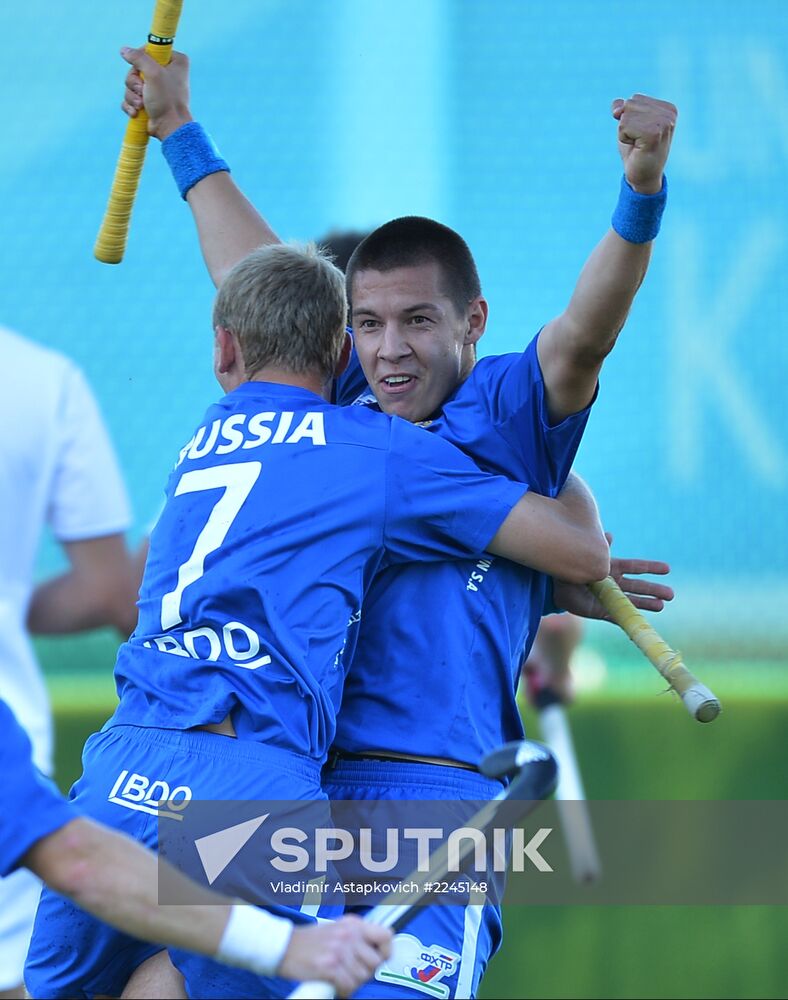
xmin=0 ymin=698 xmax=76 ymax=877
xmin=383 ymin=417 xmax=528 ymax=563
xmin=447 ymin=333 xmax=594 ymax=495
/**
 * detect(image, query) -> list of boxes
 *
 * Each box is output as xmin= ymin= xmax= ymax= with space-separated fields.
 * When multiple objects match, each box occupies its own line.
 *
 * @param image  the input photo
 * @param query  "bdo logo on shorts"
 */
xmin=108 ymin=769 xmax=192 ymax=821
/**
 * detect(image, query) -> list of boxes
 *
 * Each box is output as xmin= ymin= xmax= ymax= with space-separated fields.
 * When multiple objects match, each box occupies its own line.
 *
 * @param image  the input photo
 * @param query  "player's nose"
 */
xmin=377 ymin=322 xmax=412 ymax=361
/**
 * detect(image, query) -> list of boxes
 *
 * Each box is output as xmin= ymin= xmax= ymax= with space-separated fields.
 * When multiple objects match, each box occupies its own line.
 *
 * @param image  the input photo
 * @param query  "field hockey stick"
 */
xmin=287 ymin=740 xmax=558 ymax=1000
xmin=94 ymin=0 xmax=184 ymax=263
xmin=588 ymin=576 xmax=721 ymax=722
xmin=529 ymin=682 xmax=601 ymax=884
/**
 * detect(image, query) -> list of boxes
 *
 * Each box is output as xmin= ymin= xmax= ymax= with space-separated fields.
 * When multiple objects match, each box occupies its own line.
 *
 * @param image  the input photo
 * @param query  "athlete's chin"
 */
xmin=379 ymin=396 xmax=433 ymax=424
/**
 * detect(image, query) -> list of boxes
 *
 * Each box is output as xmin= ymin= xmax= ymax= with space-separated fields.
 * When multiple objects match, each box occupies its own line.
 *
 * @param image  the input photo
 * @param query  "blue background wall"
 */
xmin=4 ymin=0 xmax=786 ymax=654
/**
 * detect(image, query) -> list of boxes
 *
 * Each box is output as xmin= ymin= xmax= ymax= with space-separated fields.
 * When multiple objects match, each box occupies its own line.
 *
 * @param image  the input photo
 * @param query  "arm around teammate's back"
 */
xmin=384 ymin=419 xmax=609 ymax=582
xmin=488 ymin=472 xmax=610 ymax=583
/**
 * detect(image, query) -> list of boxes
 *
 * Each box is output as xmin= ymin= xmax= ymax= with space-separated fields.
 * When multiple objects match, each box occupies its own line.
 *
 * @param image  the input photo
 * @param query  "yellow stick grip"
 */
xmin=94 ymin=0 xmax=184 ymax=264
xmin=588 ymin=576 xmax=721 ymax=723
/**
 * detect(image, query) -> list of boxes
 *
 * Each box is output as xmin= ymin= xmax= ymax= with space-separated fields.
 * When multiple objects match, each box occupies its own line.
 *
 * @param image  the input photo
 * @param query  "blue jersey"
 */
xmin=110 ymin=382 xmax=527 ymax=760
xmin=0 ymin=698 xmax=75 ymax=878
xmin=333 ymin=335 xmax=592 ymax=764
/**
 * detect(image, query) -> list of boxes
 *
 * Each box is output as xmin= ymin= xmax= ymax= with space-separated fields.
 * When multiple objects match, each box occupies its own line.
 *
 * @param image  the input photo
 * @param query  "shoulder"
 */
xmin=439 ymin=352 xmax=538 ymax=423
xmin=459 ymin=348 xmax=539 ymax=394
xmin=474 ymin=342 xmax=542 ymax=384
xmin=0 ymin=328 xmax=100 ymax=433
xmin=330 ymin=402 xmax=392 ymax=446
xmin=387 ymin=414 xmax=470 ymax=467
xmin=286 ymin=402 xmax=395 ymax=462
xmin=0 ymin=326 xmax=78 ymax=384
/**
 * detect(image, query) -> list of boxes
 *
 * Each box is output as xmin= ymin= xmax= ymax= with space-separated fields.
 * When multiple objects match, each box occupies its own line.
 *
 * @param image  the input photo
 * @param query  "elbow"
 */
xmin=89 ymin=593 xmax=137 ymax=640
xmin=563 ymin=535 xmax=610 ymax=585
xmin=101 ymin=573 xmax=141 ymax=639
xmin=577 ymin=332 xmax=620 ymax=369
xmin=588 ymin=545 xmax=612 ymax=583
xmin=585 ymin=537 xmax=612 ymax=583
xmin=112 ymin=597 xmax=141 ymax=640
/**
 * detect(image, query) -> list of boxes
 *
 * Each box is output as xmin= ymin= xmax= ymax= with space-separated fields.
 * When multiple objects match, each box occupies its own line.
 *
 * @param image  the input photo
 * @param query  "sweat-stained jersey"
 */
xmin=332 ymin=334 xmax=592 ymax=765
xmin=108 ymin=381 xmax=528 ymax=760
xmin=0 ymin=698 xmax=75 ymax=879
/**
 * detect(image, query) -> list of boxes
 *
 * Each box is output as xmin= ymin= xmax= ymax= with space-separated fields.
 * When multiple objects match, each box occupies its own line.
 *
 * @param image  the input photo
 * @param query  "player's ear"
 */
xmin=214 ymin=325 xmax=238 ymax=375
xmin=464 ymin=296 xmax=488 ymax=346
xmin=334 ymin=330 xmax=353 ymax=377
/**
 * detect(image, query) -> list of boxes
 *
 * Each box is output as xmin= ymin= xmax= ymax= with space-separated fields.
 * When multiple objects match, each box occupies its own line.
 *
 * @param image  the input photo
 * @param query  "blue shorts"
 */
xmin=322 ymin=758 xmax=506 ymax=1000
xmin=25 ymin=724 xmax=330 ymax=1000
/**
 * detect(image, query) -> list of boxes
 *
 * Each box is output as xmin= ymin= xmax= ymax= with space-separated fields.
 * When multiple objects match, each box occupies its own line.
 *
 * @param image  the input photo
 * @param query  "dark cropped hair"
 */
xmin=345 ymin=216 xmax=481 ymax=315
xmin=316 ymin=229 xmax=370 ymax=273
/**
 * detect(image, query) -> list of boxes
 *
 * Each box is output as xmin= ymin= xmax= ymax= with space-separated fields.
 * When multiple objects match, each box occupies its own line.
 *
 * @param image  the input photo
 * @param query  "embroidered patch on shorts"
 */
xmin=375 ymin=933 xmax=461 ymax=998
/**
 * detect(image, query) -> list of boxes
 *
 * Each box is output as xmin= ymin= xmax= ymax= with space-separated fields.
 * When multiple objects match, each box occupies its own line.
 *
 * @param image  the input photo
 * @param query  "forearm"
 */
xmin=27 ymin=576 xmax=137 ymax=638
xmin=185 ymin=169 xmax=279 ymax=287
xmin=537 ymin=225 xmax=655 ymax=423
xmin=28 ymin=819 xmax=229 ymax=952
xmin=83 ymin=853 xmax=229 ymax=954
xmin=488 ymin=475 xmax=609 ymax=583
xmin=552 ymin=541 xmax=673 ymax=620
xmin=536 ymin=91 xmax=673 ymax=422
xmin=558 ymin=228 xmax=652 ymax=363
xmin=550 ymin=473 xmax=610 ymax=580
xmin=27 ymin=536 xmax=139 ymax=638
xmin=559 ymin=96 xmax=671 ymax=359
xmin=28 ymin=818 xmax=294 ymax=974
xmin=27 ymin=572 xmax=107 ymax=634
xmin=123 ymin=48 xmax=280 ymax=288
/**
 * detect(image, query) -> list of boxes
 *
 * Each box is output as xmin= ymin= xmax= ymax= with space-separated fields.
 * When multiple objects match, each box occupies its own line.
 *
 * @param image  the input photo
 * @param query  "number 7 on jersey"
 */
xmin=160 ymin=462 xmax=262 ymax=631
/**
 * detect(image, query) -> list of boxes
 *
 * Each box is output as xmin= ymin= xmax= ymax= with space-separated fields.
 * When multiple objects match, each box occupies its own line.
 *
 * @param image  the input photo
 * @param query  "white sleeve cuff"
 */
xmin=215 ymin=904 xmax=294 ymax=976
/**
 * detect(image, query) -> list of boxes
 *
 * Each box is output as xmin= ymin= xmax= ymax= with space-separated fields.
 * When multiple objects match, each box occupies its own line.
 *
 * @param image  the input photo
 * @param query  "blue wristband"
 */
xmin=161 ymin=121 xmax=230 ymax=200
xmin=611 ymin=174 xmax=667 ymax=243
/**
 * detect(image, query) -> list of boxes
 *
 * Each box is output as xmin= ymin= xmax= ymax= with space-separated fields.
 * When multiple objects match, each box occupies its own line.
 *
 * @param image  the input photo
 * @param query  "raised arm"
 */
xmin=121 ymin=46 xmax=278 ymax=286
xmin=536 ymin=94 xmax=677 ymax=423
xmin=487 ymin=473 xmax=610 ymax=583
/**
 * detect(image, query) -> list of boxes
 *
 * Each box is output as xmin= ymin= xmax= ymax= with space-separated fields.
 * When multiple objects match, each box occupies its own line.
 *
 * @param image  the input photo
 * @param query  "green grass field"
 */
xmin=479 ymin=697 xmax=788 ymax=999
xmin=40 ymin=631 xmax=788 ymax=1000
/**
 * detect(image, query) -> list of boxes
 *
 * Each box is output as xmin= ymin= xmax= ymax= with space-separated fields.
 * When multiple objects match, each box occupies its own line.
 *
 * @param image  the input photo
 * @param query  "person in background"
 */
xmin=0 ymin=325 xmax=139 ymax=1000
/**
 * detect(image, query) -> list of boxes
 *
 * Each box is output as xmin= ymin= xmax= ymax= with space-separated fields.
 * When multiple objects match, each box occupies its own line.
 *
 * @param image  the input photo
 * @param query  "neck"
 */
xmin=246 ymin=365 xmax=330 ymax=399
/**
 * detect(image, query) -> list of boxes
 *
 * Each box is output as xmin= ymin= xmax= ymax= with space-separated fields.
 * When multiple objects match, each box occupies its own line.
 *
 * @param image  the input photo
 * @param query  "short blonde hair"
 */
xmin=213 ymin=242 xmax=347 ymax=379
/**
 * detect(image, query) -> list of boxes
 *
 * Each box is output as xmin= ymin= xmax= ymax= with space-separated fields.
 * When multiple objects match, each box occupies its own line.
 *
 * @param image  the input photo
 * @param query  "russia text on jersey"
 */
xmin=176 ymin=410 xmax=326 ymax=467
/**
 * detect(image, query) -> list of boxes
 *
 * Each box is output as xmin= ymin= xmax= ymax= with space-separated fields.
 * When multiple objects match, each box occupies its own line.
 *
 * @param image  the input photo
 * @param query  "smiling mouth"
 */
xmin=380 ymin=375 xmax=416 ymax=392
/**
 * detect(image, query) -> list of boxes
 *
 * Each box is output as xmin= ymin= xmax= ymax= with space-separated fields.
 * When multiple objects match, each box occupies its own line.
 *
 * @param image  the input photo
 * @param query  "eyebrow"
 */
xmin=351 ymin=302 xmax=443 ymax=317
xmin=403 ymin=303 xmax=442 ymax=314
